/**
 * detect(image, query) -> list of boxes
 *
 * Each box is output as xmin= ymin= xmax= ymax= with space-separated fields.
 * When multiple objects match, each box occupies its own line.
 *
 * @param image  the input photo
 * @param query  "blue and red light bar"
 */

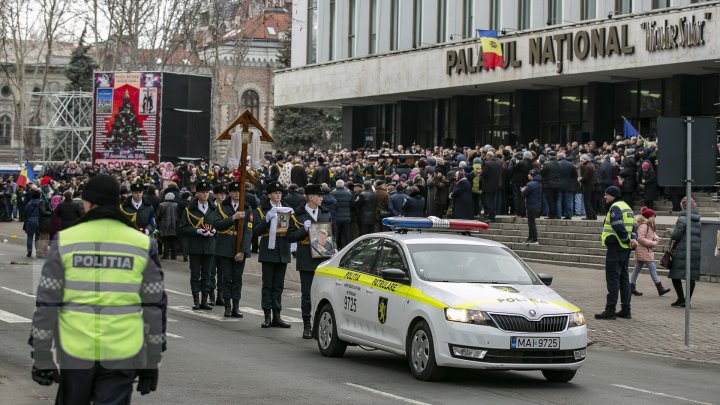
xmin=382 ymin=216 xmax=489 ymax=231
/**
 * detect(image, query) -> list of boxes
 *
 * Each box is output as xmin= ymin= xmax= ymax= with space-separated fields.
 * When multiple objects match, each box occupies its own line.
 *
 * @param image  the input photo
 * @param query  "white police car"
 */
xmin=310 ymin=217 xmax=587 ymax=382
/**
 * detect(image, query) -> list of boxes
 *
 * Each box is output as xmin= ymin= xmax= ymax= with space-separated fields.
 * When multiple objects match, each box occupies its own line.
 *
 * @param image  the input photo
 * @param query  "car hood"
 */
xmin=421 ymin=282 xmax=580 ymax=315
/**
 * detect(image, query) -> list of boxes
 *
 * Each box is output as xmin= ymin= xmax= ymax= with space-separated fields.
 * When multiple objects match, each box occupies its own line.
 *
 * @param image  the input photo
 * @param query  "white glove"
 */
xmin=209 ymin=228 xmax=216 ymax=235
xmin=303 ymin=220 xmax=311 ymax=231
xmin=144 ymin=229 xmax=150 ymax=235
xmin=196 ymin=228 xmax=205 ymax=235
xmin=265 ymin=208 xmax=277 ymax=223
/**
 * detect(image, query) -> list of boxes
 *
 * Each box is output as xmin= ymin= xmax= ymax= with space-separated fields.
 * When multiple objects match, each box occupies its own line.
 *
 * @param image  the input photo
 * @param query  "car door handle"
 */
xmin=335 ymin=280 xmax=342 ymax=286
xmin=366 ymin=288 xmax=374 ymax=295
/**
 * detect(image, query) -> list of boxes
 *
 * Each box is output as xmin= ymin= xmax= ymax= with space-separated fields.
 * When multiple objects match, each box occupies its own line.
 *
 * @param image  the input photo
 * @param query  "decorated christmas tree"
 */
xmin=105 ymin=90 xmax=143 ymax=151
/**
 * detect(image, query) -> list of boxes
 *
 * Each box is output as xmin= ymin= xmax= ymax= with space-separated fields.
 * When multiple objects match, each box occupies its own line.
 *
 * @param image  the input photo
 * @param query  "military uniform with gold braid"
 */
xmin=120 ymin=182 xmax=156 ymax=235
xmin=209 ymin=183 xmax=228 ymax=306
xmin=213 ymin=181 xmax=253 ymax=318
xmin=178 ymin=180 xmax=217 ymax=310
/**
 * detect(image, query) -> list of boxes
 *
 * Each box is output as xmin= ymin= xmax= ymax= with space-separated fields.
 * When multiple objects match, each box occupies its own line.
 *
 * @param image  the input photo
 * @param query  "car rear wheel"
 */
xmin=408 ymin=321 xmax=445 ymax=381
xmin=542 ymin=369 xmax=577 ymax=383
xmin=317 ymin=304 xmax=347 ymax=357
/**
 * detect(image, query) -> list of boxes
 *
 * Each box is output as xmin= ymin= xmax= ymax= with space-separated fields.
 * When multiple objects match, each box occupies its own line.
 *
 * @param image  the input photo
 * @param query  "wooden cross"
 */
xmin=216 ymin=110 xmax=274 ymax=253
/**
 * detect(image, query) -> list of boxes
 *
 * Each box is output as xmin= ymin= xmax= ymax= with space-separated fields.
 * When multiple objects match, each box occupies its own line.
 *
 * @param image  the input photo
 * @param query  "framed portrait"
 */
xmin=309 ymin=222 xmax=338 ymax=258
xmin=276 ymin=211 xmax=289 ymax=236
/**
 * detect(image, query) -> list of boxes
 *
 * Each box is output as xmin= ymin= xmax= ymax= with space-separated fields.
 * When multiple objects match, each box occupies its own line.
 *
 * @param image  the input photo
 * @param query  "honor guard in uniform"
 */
xmin=213 ymin=181 xmax=253 ymax=317
xmin=120 ymin=182 xmax=156 ymax=235
xmin=178 ymin=180 xmax=217 ymax=310
xmin=210 ymin=183 xmax=228 ymax=306
xmin=29 ymin=174 xmax=166 ymax=403
xmin=288 ymin=183 xmax=333 ymax=339
xmin=253 ymin=181 xmax=293 ymax=328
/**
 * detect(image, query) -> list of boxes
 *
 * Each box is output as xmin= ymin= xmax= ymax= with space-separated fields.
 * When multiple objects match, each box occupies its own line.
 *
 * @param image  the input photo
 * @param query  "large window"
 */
xmin=241 ymin=90 xmax=260 ymax=119
xmin=581 ymin=0 xmax=596 ymax=20
xmin=539 ymin=87 xmax=588 ymax=145
xmin=518 ymin=0 xmax=531 ymax=30
xmin=462 ymin=0 xmax=473 ymax=39
xmin=413 ymin=0 xmax=423 ymax=48
xmin=437 ymin=0 xmax=446 ymax=42
xmin=489 ymin=0 xmax=500 ymax=31
xmin=329 ymin=0 xmax=336 ymax=60
xmin=474 ymin=93 xmax=514 ymax=146
xmin=390 ymin=0 xmax=399 ymax=50
xmin=615 ymin=0 xmax=631 ymax=15
xmin=651 ymin=0 xmax=670 ymax=9
xmin=306 ymin=0 xmax=318 ymax=64
xmin=348 ymin=0 xmax=356 ymax=57
xmin=0 ymin=115 xmax=11 ymax=146
xmin=548 ymin=0 xmax=562 ymax=24
xmin=369 ymin=0 xmax=377 ymax=54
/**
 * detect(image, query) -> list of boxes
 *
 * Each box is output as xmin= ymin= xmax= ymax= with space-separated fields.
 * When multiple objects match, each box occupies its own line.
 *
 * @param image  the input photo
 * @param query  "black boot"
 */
xmin=199 ymin=293 xmax=212 ymax=310
xmin=261 ymin=309 xmax=272 ymax=328
xmin=594 ymin=308 xmax=616 ymax=320
xmin=223 ymin=301 xmax=232 ymax=317
xmin=615 ymin=308 xmax=632 ymax=319
xmin=271 ymin=309 xmax=291 ymax=328
xmin=231 ymin=299 xmax=243 ymax=318
xmin=215 ymin=290 xmax=224 ymax=306
xmin=671 ymin=298 xmax=685 ymax=307
xmin=208 ymin=291 xmax=215 ymax=307
xmin=192 ymin=293 xmax=200 ymax=310
xmin=630 ymin=283 xmax=643 ymax=296
xmin=302 ymin=317 xmax=312 ymax=339
xmin=655 ymin=282 xmax=671 ymax=296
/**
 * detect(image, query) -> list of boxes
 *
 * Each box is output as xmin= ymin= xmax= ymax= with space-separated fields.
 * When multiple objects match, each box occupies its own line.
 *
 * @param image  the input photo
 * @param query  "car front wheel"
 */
xmin=542 ymin=369 xmax=577 ymax=383
xmin=407 ymin=321 xmax=445 ymax=381
xmin=317 ymin=303 xmax=347 ymax=357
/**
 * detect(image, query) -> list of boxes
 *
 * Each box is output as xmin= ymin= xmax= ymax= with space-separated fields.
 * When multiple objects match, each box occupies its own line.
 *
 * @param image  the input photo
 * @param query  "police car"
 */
xmin=310 ymin=217 xmax=587 ymax=382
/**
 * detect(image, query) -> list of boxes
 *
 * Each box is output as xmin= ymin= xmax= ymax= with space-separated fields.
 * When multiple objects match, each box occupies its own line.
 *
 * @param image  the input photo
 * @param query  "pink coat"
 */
xmin=635 ymin=223 xmax=658 ymax=262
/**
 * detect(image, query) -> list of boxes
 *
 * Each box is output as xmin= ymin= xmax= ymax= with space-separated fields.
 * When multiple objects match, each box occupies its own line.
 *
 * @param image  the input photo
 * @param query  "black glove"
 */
xmin=31 ymin=351 xmax=59 ymax=386
xmin=136 ymin=368 xmax=158 ymax=395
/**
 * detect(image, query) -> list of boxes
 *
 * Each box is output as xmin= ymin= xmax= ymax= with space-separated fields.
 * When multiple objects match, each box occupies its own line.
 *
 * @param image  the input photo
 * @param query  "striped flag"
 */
xmin=16 ymin=161 xmax=34 ymax=188
xmin=476 ymin=29 xmax=503 ymax=70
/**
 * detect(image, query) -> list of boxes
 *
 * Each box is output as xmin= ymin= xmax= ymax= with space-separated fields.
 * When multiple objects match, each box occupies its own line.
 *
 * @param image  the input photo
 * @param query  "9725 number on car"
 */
xmin=344 ymin=295 xmax=356 ymax=312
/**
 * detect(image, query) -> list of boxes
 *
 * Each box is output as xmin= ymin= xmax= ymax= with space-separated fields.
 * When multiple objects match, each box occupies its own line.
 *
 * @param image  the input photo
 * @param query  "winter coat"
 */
xmin=521 ymin=175 xmax=543 ymax=210
xmin=639 ymin=169 xmax=658 ymax=202
xmin=291 ymin=165 xmax=308 ymax=187
xmin=558 ymin=159 xmax=578 ymax=192
xmin=481 ymin=158 xmax=502 ymax=193
xmin=331 ymin=187 xmax=353 ymax=224
xmin=23 ymin=199 xmax=41 ymax=234
xmin=309 ymin=164 xmax=330 ymax=185
xmin=321 ymin=192 xmax=337 ymax=222
xmin=283 ymin=191 xmax=306 ymax=211
xmin=353 ymin=189 xmax=377 ymax=225
xmin=580 ymin=161 xmax=596 ymax=192
xmin=619 ymin=156 xmax=638 ymax=193
xmin=450 ymin=178 xmax=474 ymax=220
xmin=634 ymin=222 xmax=658 ymax=262
xmin=402 ymin=193 xmax=425 ymax=217
xmin=433 ymin=177 xmax=449 ymax=206
xmin=667 ymin=209 xmax=701 ymax=280
xmin=512 ymin=158 xmax=533 ymax=188
xmin=389 ymin=191 xmax=408 ymax=217
xmin=55 ymin=200 xmax=84 ymax=230
xmin=540 ymin=159 xmax=561 ymax=189
xmin=156 ymin=201 xmax=179 ymax=237
xmin=375 ymin=186 xmax=390 ymax=220
xmin=177 ymin=198 xmax=217 ymax=255
xmin=39 ymin=197 xmax=53 ymax=233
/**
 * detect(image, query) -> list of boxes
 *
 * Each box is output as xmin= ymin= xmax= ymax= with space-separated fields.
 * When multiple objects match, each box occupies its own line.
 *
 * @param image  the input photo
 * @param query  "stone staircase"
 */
xmin=631 ymin=193 xmax=719 ymax=217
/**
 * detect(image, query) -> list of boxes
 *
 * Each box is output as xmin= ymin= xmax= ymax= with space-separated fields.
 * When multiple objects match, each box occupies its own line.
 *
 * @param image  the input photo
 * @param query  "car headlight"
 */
xmin=445 ymin=308 xmax=488 ymax=325
xmin=568 ymin=311 xmax=586 ymax=327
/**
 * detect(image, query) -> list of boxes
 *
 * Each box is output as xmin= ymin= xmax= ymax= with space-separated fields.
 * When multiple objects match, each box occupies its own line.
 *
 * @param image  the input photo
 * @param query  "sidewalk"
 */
xmin=2 ymin=220 xmax=717 ymax=364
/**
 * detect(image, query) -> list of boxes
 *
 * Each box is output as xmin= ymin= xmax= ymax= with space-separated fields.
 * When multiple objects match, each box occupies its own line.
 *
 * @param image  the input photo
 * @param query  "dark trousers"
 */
xmin=209 ymin=256 xmax=223 ymax=292
xmin=583 ymin=188 xmax=596 ymax=219
xmin=513 ymin=186 xmax=526 ymax=217
xmin=545 ymin=188 xmax=559 ymax=218
xmin=161 ymin=236 xmax=177 ymax=258
xmin=622 ymin=192 xmax=634 ymax=207
xmin=360 ymin=223 xmax=375 ymax=236
xmin=527 ymin=208 xmax=540 ymax=241
xmin=218 ymin=256 xmax=245 ymax=300
xmin=56 ymin=364 xmax=135 ymax=405
xmin=336 ymin=222 xmax=352 ymax=250
xmin=299 ymin=271 xmax=315 ymax=318
xmin=189 ymin=254 xmax=214 ymax=294
xmin=261 ymin=262 xmax=287 ymax=311
xmin=671 ymin=279 xmax=696 ymax=302
xmin=604 ymin=246 xmax=631 ymax=310
xmin=482 ymin=192 xmax=497 ymax=219
xmin=26 ymin=232 xmax=39 ymax=253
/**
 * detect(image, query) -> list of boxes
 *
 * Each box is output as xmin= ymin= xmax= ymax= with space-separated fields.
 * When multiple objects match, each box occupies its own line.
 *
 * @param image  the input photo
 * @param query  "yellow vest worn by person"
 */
xmin=58 ymin=218 xmax=150 ymax=361
xmin=601 ymin=200 xmax=634 ymax=249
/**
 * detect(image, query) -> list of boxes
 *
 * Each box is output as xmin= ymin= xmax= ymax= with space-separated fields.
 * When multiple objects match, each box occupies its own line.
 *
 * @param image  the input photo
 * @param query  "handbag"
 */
xmin=659 ymin=239 xmax=678 ymax=269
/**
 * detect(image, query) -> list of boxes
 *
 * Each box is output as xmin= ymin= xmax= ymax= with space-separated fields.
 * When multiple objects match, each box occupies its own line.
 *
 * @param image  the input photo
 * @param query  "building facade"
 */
xmin=276 ymin=0 xmax=719 ymax=149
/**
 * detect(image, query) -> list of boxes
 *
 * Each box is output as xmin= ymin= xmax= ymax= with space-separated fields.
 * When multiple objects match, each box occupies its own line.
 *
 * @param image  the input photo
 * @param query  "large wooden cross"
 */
xmin=216 ymin=110 xmax=274 ymax=253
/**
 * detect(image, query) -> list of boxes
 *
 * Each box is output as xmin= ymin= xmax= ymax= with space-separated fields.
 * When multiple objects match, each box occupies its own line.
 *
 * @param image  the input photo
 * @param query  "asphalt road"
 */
xmin=0 ymin=241 xmax=718 ymax=405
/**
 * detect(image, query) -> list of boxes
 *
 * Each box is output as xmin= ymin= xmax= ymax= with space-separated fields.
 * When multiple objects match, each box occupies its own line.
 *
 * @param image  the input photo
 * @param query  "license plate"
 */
xmin=511 ymin=337 xmax=560 ymax=350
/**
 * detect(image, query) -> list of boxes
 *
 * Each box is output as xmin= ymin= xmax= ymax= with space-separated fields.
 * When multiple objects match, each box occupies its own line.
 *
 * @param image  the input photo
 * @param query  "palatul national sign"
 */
xmin=446 ymin=14 xmax=708 ymax=76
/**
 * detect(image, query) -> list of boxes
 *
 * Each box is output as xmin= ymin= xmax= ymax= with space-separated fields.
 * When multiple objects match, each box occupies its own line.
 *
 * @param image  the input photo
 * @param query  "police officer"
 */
xmin=288 ymin=183 xmax=333 ymax=339
xmin=253 ymin=181 xmax=293 ymax=328
xmin=595 ymin=186 xmax=637 ymax=320
xmin=213 ymin=181 xmax=252 ymax=317
xmin=210 ymin=183 xmax=228 ymax=306
xmin=178 ymin=180 xmax=217 ymax=310
xmin=120 ymin=181 xmax=156 ymax=235
xmin=30 ymin=173 xmax=166 ymax=403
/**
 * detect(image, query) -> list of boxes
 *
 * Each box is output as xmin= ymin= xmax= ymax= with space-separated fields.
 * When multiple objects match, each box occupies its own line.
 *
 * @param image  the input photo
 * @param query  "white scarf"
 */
xmin=268 ymin=207 xmax=294 ymax=250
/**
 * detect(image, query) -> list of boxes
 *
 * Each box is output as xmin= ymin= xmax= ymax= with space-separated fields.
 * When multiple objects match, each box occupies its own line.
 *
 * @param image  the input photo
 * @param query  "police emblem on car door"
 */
xmin=377 ymin=296 xmax=388 ymax=324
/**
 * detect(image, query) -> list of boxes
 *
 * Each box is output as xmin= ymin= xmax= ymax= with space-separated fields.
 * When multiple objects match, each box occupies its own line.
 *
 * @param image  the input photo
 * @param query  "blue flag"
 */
xmin=623 ymin=118 xmax=638 ymax=139
xmin=25 ymin=161 xmax=34 ymax=182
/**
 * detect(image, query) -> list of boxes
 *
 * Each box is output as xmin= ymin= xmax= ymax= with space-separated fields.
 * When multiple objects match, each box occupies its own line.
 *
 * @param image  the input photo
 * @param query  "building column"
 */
xmin=586 ymin=82 xmax=615 ymax=143
xmin=512 ymin=90 xmax=539 ymax=146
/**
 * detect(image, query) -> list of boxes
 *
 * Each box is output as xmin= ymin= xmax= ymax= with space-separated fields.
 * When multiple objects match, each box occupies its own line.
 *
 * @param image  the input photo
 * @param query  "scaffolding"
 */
xmin=26 ymin=91 xmax=93 ymax=163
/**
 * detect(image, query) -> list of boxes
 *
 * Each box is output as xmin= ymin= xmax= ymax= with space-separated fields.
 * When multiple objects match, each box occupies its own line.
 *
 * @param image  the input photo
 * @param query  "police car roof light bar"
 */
xmin=382 ymin=216 xmax=489 ymax=233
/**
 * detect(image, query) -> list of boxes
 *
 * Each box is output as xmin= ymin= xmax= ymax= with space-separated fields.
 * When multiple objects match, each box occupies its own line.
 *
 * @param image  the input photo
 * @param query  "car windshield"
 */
xmin=407 ymin=244 xmax=540 ymax=284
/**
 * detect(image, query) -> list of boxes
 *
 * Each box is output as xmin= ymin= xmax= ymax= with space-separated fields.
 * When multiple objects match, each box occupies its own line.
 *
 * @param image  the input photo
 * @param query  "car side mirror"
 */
xmin=381 ymin=268 xmax=409 ymax=284
xmin=537 ymin=273 xmax=553 ymax=286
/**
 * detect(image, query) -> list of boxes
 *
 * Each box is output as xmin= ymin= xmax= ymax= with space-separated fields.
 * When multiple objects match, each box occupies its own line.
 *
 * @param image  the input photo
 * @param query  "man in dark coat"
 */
xmin=209 ymin=183 xmax=228 ymax=306
xmin=283 ymin=184 xmax=306 ymax=211
xmin=450 ymin=171 xmax=474 ymax=220
xmin=619 ymin=151 xmax=638 ymax=207
xmin=511 ymin=152 xmax=533 ymax=218
xmin=480 ymin=151 xmax=502 ymax=221
xmin=540 ymin=152 xmax=561 ymax=219
xmin=213 ymin=181 xmax=253 ymax=317
xmin=253 ymin=181 xmax=293 ymax=329
xmin=120 ymin=182 xmax=156 ymax=235
xmin=388 ymin=184 xmax=408 ymax=217
xmin=309 ymin=157 xmax=330 ymax=185
xmin=579 ymin=155 xmax=597 ymax=220
xmin=287 ymin=184 xmax=333 ymax=339
xmin=401 ymin=186 xmax=425 ymax=217
xmin=178 ymin=180 xmax=217 ymax=310
xmin=156 ymin=192 xmax=178 ymax=260
xmin=521 ymin=169 xmax=543 ymax=244
xmin=290 ymin=158 xmax=308 ymax=188
xmin=330 ymin=179 xmax=352 ymax=249
xmin=353 ymin=181 xmax=377 ymax=235
xmin=557 ymin=152 xmax=577 ymax=219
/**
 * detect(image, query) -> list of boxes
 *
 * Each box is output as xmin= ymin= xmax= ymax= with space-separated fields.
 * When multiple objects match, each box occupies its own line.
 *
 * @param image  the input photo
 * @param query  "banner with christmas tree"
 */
xmin=92 ymin=71 xmax=162 ymax=164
